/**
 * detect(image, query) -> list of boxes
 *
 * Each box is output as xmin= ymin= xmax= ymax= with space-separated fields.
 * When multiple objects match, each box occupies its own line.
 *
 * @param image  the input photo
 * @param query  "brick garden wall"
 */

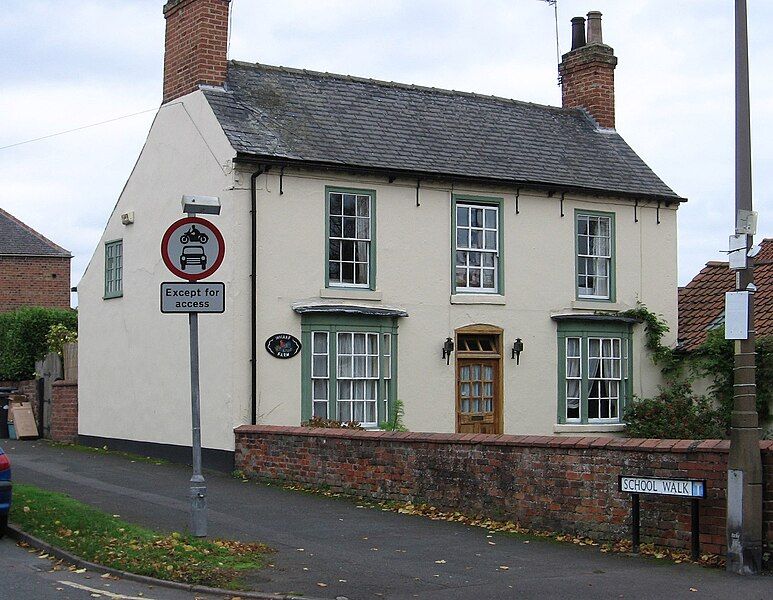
xmin=51 ymin=381 xmax=77 ymax=443
xmin=0 ymin=256 xmax=71 ymax=312
xmin=235 ymin=426 xmax=773 ymax=557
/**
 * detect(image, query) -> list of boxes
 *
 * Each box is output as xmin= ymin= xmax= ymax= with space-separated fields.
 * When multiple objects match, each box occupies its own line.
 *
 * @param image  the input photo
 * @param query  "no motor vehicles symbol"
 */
xmin=161 ymin=217 xmax=225 ymax=281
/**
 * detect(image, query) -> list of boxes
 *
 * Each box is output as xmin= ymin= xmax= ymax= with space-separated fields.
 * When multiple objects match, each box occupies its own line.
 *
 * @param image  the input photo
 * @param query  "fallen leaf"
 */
xmin=689 ymin=588 xmax=698 ymax=593
xmin=317 ymin=583 xmax=328 ymax=587
xmin=435 ymin=560 xmax=446 ymax=564
xmin=75 ymin=568 xmax=87 ymax=574
xmin=499 ymin=566 xmax=509 ymax=570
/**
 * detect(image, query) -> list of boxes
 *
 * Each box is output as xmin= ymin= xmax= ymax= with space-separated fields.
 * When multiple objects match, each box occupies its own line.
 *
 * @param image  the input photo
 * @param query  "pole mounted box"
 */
xmin=725 ymin=291 xmax=750 ymax=340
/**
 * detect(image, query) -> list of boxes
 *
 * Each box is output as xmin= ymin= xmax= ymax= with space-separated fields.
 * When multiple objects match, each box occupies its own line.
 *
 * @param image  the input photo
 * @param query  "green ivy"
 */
xmin=690 ymin=328 xmax=771 ymax=428
xmin=0 ymin=307 xmax=77 ymax=380
xmin=617 ymin=303 xmax=770 ymax=434
xmin=620 ymin=303 xmax=682 ymax=377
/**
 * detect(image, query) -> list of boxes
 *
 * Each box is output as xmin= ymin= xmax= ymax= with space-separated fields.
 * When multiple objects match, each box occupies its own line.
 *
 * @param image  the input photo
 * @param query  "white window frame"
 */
xmin=565 ymin=337 xmax=582 ymax=422
xmin=328 ymin=191 xmax=372 ymax=289
xmin=311 ymin=332 xmax=329 ymax=419
xmin=455 ymin=203 xmax=499 ymax=293
xmin=577 ymin=213 xmax=612 ymax=300
xmin=586 ymin=337 xmax=622 ymax=423
xmin=336 ymin=332 xmax=380 ymax=427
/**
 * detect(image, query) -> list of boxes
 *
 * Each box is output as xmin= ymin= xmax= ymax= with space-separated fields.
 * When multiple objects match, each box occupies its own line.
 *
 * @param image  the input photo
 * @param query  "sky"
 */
xmin=1 ymin=0 xmax=771 ymax=303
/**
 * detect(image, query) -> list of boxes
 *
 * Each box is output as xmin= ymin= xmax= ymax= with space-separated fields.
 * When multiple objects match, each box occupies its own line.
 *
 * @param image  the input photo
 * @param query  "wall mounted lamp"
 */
xmin=511 ymin=338 xmax=524 ymax=364
xmin=442 ymin=337 xmax=454 ymax=365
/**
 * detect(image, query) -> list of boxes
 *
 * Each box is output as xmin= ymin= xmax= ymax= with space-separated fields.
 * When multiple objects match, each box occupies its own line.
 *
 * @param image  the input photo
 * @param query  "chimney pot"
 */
xmin=586 ymin=11 xmax=603 ymax=45
xmin=558 ymin=10 xmax=617 ymax=129
xmin=570 ymin=17 xmax=587 ymax=50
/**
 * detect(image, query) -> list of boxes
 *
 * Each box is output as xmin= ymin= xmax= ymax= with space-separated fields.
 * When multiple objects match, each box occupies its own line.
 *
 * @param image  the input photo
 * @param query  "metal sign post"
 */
xmin=161 ymin=197 xmax=226 ymax=537
xmin=188 ymin=309 xmax=206 ymax=536
xmin=619 ymin=476 xmax=706 ymax=561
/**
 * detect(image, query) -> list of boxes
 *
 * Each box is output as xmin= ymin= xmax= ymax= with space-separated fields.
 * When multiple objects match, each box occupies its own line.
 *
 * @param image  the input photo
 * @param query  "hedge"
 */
xmin=0 ymin=307 xmax=77 ymax=380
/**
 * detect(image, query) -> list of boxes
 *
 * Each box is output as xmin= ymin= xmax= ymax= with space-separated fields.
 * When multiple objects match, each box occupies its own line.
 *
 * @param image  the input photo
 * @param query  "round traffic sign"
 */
xmin=161 ymin=217 xmax=225 ymax=281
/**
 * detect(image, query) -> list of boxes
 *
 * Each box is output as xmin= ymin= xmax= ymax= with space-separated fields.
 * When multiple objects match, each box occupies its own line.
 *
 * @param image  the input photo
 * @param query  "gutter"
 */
xmin=235 ymin=153 xmax=687 ymax=205
xmin=249 ymin=165 xmax=268 ymax=425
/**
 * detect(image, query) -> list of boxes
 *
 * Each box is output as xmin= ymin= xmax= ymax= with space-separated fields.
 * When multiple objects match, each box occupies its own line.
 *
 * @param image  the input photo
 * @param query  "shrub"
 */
xmin=0 ymin=307 xmax=77 ymax=380
xmin=623 ymin=382 xmax=725 ymax=440
xmin=46 ymin=323 xmax=78 ymax=355
xmin=379 ymin=399 xmax=408 ymax=431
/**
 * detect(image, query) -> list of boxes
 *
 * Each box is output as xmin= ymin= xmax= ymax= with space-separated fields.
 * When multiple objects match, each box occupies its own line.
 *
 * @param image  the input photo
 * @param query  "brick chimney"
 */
xmin=162 ymin=0 xmax=231 ymax=104
xmin=558 ymin=11 xmax=618 ymax=129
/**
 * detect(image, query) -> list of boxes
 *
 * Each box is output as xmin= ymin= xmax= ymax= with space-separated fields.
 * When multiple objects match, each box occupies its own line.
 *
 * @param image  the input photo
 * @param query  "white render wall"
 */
xmin=250 ymin=168 xmax=679 ymax=436
xmin=79 ymin=92 xmax=680 ymax=451
xmin=78 ymin=91 xmax=251 ymax=451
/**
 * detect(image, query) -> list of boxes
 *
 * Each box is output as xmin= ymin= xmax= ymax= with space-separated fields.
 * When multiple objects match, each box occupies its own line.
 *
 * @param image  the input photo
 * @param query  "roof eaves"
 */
xmin=234 ymin=152 xmax=688 ymax=204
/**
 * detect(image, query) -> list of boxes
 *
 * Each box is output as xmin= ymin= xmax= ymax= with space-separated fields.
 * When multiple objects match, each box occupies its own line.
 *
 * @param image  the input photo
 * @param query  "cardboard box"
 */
xmin=10 ymin=403 xmax=38 ymax=439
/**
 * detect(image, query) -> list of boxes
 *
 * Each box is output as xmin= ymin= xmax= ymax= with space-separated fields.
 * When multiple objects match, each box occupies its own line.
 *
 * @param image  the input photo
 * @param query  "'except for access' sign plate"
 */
xmin=161 ymin=282 xmax=225 ymax=313
xmin=618 ymin=476 xmax=706 ymax=498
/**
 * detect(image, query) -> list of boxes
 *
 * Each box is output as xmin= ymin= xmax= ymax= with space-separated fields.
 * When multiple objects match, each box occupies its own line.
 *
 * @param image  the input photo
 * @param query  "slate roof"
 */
xmin=203 ymin=61 xmax=683 ymax=202
xmin=678 ymin=239 xmax=773 ymax=350
xmin=0 ymin=208 xmax=71 ymax=257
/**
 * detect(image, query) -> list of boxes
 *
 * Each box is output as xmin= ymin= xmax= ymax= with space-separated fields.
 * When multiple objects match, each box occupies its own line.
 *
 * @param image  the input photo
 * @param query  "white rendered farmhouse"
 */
xmin=78 ymin=0 xmax=682 ymax=467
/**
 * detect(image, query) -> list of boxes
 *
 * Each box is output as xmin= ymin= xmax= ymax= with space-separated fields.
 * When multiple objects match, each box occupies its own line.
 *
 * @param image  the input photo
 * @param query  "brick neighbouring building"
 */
xmin=0 ymin=208 xmax=72 ymax=312
xmin=678 ymin=238 xmax=773 ymax=351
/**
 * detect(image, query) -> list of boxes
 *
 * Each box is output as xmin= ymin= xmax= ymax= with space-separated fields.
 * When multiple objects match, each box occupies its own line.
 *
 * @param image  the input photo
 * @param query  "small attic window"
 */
xmin=104 ymin=240 xmax=123 ymax=299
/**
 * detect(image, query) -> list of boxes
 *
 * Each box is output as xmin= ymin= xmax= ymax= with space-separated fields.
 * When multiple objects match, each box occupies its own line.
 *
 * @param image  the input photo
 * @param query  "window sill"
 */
xmin=450 ymin=294 xmax=506 ymax=305
xmin=553 ymin=423 xmax=625 ymax=434
xmin=571 ymin=300 xmax=626 ymax=311
xmin=320 ymin=288 xmax=382 ymax=301
xmin=103 ymin=293 xmax=123 ymax=300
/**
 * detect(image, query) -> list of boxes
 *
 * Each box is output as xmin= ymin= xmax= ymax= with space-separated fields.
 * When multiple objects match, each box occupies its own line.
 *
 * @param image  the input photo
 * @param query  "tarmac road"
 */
xmin=6 ymin=441 xmax=771 ymax=599
xmin=0 ymin=536 xmax=226 ymax=600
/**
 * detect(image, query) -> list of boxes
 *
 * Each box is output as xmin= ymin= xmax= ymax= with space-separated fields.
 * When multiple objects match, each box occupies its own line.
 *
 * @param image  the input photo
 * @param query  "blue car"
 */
xmin=0 ymin=446 xmax=10 ymax=536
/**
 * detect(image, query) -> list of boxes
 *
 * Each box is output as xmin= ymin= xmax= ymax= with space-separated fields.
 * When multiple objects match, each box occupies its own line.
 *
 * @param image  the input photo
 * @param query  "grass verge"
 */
xmin=10 ymin=484 xmax=273 ymax=590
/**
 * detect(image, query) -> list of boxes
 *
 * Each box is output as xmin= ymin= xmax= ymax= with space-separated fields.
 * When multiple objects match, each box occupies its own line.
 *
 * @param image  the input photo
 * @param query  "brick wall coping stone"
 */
xmin=52 ymin=381 xmax=77 ymax=388
xmin=234 ymin=425 xmax=773 ymax=453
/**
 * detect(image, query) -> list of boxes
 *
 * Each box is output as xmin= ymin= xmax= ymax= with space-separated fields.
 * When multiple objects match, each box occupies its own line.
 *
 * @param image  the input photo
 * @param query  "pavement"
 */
xmin=5 ymin=440 xmax=772 ymax=599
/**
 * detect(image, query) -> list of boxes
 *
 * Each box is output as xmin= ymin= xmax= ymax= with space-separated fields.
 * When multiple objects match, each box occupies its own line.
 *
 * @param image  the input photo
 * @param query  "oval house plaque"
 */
xmin=265 ymin=334 xmax=302 ymax=359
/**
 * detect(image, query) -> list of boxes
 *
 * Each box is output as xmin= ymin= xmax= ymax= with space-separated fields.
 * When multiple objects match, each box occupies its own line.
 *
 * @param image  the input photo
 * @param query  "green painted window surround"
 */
xmin=575 ymin=209 xmax=616 ymax=303
xmin=103 ymin=239 xmax=123 ymax=300
xmin=451 ymin=194 xmax=505 ymax=295
xmin=556 ymin=319 xmax=633 ymax=425
xmin=325 ymin=186 xmax=377 ymax=291
xmin=301 ymin=313 xmax=398 ymax=427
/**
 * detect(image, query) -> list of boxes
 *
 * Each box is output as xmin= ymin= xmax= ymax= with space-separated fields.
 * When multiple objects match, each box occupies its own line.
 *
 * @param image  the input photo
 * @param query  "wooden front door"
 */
xmin=456 ymin=358 xmax=500 ymax=434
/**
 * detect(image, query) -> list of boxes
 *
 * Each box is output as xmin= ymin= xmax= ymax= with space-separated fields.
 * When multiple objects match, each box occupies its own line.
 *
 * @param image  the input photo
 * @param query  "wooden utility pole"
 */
xmin=726 ymin=0 xmax=762 ymax=575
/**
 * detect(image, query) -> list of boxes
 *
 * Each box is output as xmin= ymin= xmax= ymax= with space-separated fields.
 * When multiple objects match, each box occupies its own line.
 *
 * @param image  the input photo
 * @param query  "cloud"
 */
xmin=1 ymin=0 xmax=771 ymax=304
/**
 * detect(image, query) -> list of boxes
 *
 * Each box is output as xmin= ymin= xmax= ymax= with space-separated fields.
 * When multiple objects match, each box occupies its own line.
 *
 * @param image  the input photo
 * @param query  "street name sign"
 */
xmin=619 ymin=475 xmax=706 ymax=560
xmin=161 ymin=216 xmax=225 ymax=281
xmin=619 ymin=476 xmax=706 ymax=498
xmin=161 ymin=282 xmax=225 ymax=313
